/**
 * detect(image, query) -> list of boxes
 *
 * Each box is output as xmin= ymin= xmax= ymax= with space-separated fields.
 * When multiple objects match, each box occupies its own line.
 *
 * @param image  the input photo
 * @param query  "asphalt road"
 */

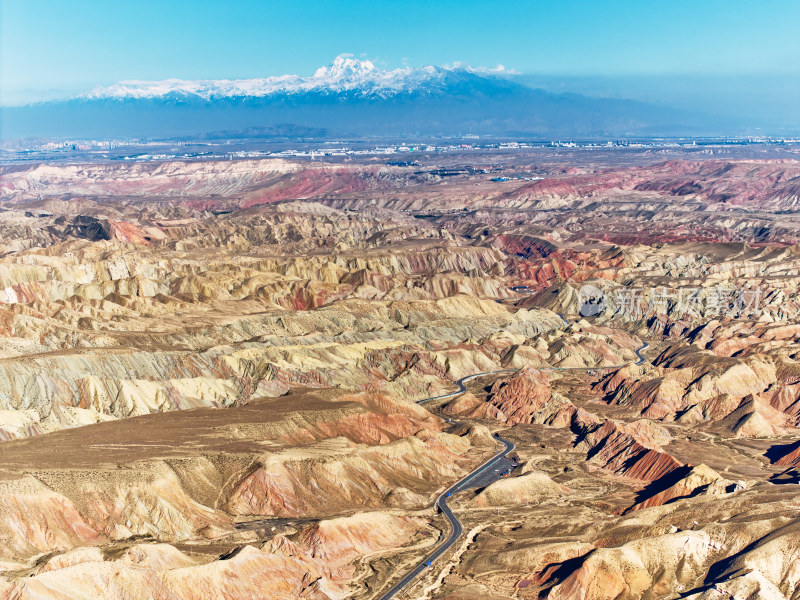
xmin=375 ymin=432 xmax=515 ymax=600
xmin=375 ymin=340 xmax=649 ymax=600
xmin=634 ymin=342 xmax=649 ymax=364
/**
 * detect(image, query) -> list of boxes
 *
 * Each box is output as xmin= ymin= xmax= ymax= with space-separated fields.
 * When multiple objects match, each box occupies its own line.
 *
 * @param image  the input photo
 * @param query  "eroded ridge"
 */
xmin=1 ymin=148 xmax=800 ymax=600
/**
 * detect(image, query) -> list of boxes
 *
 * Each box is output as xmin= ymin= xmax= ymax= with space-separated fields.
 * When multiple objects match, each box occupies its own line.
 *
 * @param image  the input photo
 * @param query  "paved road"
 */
xmin=375 ymin=433 xmax=515 ymax=600
xmin=375 ymin=341 xmax=649 ymax=600
xmin=634 ymin=342 xmax=649 ymax=365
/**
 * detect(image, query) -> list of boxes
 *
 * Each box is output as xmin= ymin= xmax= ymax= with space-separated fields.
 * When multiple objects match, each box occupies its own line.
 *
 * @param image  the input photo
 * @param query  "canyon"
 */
xmin=1 ymin=146 xmax=800 ymax=600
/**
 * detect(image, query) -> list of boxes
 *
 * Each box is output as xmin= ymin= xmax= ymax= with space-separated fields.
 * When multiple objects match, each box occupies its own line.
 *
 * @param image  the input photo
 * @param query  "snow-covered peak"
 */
xmin=312 ymin=55 xmax=377 ymax=80
xmin=84 ymin=55 xmax=485 ymax=101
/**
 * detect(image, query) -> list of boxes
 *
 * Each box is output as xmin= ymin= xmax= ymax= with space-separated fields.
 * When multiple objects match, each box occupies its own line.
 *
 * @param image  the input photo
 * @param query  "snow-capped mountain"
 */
xmin=2 ymin=56 xmax=718 ymax=140
xmin=86 ymin=56 xmax=452 ymax=100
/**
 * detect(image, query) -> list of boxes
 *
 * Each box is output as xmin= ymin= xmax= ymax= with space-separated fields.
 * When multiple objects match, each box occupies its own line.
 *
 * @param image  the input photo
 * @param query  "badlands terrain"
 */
xmin=1 ymin=147 xmax=800 ymax=599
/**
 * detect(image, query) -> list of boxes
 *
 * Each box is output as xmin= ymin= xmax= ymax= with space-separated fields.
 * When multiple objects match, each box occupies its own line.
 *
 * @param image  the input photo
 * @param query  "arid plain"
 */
xmin=1 ymin=147 xmax=800 ymax=599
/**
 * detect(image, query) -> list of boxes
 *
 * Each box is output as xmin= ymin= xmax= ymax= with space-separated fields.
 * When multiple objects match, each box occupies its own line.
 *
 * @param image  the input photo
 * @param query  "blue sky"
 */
xmin=2 ymin=0 xmax=799 ymax=109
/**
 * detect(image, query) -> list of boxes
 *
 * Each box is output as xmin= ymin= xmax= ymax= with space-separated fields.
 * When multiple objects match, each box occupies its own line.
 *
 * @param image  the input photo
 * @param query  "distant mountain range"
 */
xmin=84 ymin=56 xmax=463 ymax=100
xmin=1 ymin=56 xmax=737 ymax=140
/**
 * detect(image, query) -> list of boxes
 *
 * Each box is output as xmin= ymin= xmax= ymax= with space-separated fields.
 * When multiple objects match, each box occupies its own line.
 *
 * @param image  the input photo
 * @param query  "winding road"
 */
xmin=375 ymin=341 xmax=649 ymax=600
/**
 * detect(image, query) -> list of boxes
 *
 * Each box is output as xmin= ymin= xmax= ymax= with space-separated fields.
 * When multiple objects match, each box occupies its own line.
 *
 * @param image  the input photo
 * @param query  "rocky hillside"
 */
xmin=2 ymin=150 xmax=800 ymax=600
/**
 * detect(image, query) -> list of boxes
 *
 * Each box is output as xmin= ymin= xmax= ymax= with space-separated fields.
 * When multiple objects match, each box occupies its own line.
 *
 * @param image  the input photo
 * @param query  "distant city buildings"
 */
xmin=2 ymin=137 xmax=798 ymax=165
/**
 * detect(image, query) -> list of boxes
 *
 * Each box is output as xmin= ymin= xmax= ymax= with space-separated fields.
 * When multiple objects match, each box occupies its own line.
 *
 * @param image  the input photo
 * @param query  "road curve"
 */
xmin=375 ymin=341 xmax=649 ymax=600
xmin=634 ymin=342 xmax=649 ymax=365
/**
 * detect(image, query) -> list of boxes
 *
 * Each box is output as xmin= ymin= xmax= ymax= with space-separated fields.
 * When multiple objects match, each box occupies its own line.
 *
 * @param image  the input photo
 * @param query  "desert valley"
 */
xmin=0 ymin=145 xmax=799 ymax=599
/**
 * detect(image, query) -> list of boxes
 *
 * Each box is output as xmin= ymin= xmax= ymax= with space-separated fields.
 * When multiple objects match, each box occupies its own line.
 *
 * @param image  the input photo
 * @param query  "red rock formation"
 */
xmin=464 ymin=367 xmax=576 ymax=427
xmin=0 ymin=475 xmax=106 ymax=559
xmin=578 ymin=420 xmax=682 ymax=482
xmin=105 ymin=220 xmax=155 ymax=245
xmin=493 ymin=235 xmax=557 ymax=259
xmin=768 ymin=439 xmax=800 ymax=467
xmin=455 ymin=368 xmax=682 ymax=482
xmin=626 ymin=464 xmax=738 ymax=513
xmin=505 ymin=160 xmax=800 ymax=212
